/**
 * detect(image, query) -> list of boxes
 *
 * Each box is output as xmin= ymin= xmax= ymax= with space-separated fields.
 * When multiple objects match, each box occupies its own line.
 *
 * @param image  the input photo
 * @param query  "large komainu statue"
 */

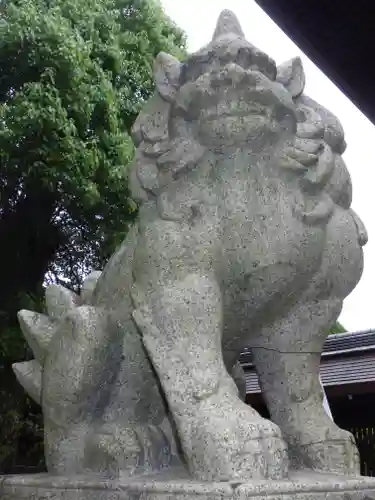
xmin=13 ymin=10 xmax=367 ymax=482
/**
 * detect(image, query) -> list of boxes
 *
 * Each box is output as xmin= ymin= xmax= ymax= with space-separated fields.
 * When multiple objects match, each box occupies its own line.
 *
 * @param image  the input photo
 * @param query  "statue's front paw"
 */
xmin=285 ymin=414 xmax=360 ymax=475
xmin=231 ymin=417 xmax=289 ymax=481
xmin=184 ymin=393 xmax=289 ymax=481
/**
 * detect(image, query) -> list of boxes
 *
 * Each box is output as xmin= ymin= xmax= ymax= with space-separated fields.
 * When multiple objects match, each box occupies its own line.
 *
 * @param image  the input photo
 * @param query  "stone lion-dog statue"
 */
xmin=14 ymin=10 xmax=367 ymax=482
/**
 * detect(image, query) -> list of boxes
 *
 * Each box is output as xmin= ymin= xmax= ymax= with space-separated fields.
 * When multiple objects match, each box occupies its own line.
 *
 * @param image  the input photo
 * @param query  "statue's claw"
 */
xmin=184 ymin=389 xmax=289 ymax=481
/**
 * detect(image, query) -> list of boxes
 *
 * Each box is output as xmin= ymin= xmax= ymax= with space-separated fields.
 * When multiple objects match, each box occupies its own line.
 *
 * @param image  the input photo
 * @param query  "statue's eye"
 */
xmin=296 ymin=108 xmax=307 ymax=123
xmin=236 ymin=47 xmax=253 ymax=69
xmin=296 ymin=105 xmax=315 ymax=124
xmin=180 ymin=52 xmax=218 ymax=84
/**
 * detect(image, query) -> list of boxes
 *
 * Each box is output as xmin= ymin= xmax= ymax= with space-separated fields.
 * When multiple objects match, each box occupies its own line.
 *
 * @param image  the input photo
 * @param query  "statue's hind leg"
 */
xmin=251 ymin=298 xmax=360 ymax=474
xmin=133 ymin=273 xmax=289 ymax=481
xmin=85 ymin=320 xmax=182 ymax=477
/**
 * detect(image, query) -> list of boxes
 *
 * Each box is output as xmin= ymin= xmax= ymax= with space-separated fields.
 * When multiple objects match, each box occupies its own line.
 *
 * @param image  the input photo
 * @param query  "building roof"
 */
xmin=240 ymin=330 xmax=375 ymax=395
xmin=254 ymin=0 xmax=375 ymax=127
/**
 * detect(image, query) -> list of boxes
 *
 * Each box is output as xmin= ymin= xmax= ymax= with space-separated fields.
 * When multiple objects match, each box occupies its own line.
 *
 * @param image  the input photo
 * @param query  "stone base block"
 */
xmin=2 ymin=469 xmax=375 ymax=500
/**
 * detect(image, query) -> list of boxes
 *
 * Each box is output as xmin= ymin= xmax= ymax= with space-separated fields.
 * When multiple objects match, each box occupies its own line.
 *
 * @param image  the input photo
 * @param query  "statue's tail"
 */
xmin=13 ymin=272 xmax=124 ymax=474
xmin=13 ymin=271 xmax=104 ymax=408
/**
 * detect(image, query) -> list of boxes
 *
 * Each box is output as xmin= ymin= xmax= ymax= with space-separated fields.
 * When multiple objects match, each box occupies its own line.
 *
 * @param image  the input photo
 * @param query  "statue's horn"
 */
xmin=212 ymin=10 xmax=245 ymax=40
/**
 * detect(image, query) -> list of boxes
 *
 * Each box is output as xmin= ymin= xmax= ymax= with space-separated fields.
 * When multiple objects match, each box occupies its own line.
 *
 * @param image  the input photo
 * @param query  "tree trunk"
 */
xmin=0 ymin=189 xmax=60 ymax=328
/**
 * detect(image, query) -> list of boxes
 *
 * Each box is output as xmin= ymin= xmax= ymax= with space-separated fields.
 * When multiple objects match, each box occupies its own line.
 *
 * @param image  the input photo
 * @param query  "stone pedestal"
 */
xmin=2 ymin=470 xmax=375 ymax=500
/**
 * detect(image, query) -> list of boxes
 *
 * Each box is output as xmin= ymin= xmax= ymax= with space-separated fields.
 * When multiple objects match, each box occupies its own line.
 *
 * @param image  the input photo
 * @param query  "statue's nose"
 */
xmin=211 ymin=63 xmax=248 ymax=87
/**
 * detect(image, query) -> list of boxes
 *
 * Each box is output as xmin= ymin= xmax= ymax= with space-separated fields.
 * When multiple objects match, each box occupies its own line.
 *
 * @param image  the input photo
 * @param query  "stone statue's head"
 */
xmin=129 ymin=10 xmax=307 ymax=204
xmin=134 ymin=11 xmax=301 ymax=152
xmin=168 ymin=11 xmax=298 ymax=151
xmin=129 ymin=9 xmax=354 ymax=232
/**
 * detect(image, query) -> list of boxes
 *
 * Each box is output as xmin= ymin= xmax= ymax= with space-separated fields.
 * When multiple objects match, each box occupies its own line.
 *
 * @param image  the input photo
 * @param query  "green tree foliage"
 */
xmin=0 ymin=0 xmax=185 ymax=306
xmin=330 ymin=322 xmax=347 ymax=334
xmin=0 ymin=0 xmax=185 ymax=472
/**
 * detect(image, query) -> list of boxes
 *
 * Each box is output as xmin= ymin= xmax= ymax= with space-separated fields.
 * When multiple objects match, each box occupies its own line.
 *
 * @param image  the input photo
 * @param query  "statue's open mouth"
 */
xmin=199 ymin=100 xmax=269 ymax=122
xmin=177 ymin=65 xmax=297 ymax=125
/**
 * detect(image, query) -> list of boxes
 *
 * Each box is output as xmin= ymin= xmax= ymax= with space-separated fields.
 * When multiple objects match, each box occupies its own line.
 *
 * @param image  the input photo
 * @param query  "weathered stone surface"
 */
xmin=80 ymin=270 xmax=102 ymax=304
xmin=12 ymin=359 xmax=42 ymax=404
xmin=45 ymin=284 xmax=81 ymax=320
xmin=17 ymin=310 xmax=56 ymax=363
xmin=2 ymin=471 xmax=375 ymax=500
xmin=11 ymin=7 xmax=367 ymax=485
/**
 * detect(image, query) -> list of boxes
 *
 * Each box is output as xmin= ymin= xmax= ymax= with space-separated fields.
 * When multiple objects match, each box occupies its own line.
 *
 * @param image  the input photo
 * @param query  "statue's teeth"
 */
xmin=17 ymin=310 xmax=56 ymax=363
xmin=12 ymin=360 xmax=42 ymax=405
xmin=45 ymin=284 xmax=80 ymax=320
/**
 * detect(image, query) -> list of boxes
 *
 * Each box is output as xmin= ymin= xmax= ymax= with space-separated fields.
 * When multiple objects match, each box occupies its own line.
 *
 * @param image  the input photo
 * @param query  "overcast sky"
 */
xmin=160 ymin=0 xmax=375 ymax=332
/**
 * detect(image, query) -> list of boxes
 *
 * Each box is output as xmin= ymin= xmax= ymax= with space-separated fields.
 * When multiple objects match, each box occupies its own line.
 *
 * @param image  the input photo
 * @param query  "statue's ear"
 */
xmin=154 ymin=52 xmax=181 ymax=103
xmin=276 ymin=57 xmax=305 ymax=98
